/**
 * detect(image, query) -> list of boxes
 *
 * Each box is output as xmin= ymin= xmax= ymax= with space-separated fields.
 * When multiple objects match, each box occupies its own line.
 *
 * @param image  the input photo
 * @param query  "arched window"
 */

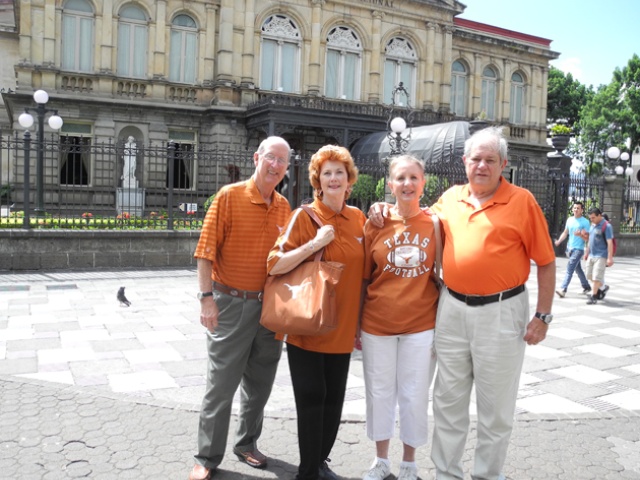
xmin=117 ymin=4 xmax=148 ymax=78
xmin=169 ymin=14 xmax=197 ymax=83
xmin=383 ymin=37 xmax=417 ymax=105
xmin=324 ymin=26 xmax=362 ymax=100
xmin=481 ymin=66 xmax=498 ymax=120
xmin=450 ymin=60 xmax=467 ymax=117
xmin=61 ymin=0 xmax=94 ymax=72
xmin=510 ymin=72 xmax=525 ymax=124
xmin=260 ymin=14 xmax=301 ymax=93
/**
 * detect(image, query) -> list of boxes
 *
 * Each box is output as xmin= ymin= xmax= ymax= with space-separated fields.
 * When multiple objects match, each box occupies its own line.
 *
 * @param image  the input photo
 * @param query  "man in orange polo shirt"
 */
xmin=188 ymin=136 xmax=292 ymax=480
xmin=369 ymin=127 xmax=555 ymax=480
xmin=430 ymin=127 xmax=555 ymax=480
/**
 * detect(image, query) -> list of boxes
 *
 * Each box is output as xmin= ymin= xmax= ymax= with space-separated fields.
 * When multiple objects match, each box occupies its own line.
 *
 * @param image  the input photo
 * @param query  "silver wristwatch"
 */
xmin=535 ymin=312 xmax=553 ymax=324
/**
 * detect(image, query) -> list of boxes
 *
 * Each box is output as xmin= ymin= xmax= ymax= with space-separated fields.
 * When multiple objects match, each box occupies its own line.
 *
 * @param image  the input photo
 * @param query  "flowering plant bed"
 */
xmin=0 ymin=211 xmax=203 ymax=230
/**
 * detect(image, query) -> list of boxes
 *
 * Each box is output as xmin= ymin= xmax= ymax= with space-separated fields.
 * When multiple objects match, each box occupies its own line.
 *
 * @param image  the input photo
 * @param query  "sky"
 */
xmin=459 ymin=0 xmax=640 ymax=88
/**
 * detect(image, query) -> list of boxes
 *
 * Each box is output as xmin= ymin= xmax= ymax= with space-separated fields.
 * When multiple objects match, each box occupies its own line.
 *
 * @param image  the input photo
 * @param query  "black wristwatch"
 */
xmin=535 ymin=312 xmax=553 ymax=324
xmin=197 ymin=291 xmax=214 ymax=300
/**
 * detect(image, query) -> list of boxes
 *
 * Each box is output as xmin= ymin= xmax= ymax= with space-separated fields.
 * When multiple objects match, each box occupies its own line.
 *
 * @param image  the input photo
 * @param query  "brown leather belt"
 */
xmin=447 ymin=284 xmax=525 ymax=307
xmin=213 ymin=281 xmax=263 ymax=302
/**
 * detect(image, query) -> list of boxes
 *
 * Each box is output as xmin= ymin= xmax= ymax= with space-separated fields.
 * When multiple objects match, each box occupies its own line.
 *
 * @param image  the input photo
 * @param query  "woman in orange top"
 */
xmin=360 ymin=155 xmax=439 ymax=480
xmin=267 ymin=145 xmax=366 ymax=480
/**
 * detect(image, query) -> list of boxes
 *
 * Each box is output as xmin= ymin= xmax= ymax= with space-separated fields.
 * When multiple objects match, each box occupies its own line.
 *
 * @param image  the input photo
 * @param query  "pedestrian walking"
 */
xmin=585 ymin=207 xmax=614 ymax=305
xmin=554 ymin=201 xmax=591 ymax=298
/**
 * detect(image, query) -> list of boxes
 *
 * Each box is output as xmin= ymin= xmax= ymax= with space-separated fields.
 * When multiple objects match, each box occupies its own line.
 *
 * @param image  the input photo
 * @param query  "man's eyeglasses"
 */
xmin=262 ymin=152 xmax=289 ymax=166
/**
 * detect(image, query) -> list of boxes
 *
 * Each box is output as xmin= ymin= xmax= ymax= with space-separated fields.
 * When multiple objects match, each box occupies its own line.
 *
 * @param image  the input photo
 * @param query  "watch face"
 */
xmin=536 ymin=312 xmax=552 ymax=324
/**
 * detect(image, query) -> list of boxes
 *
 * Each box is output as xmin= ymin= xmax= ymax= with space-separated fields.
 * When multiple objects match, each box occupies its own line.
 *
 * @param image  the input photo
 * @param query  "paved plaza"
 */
xmin=1 ymin=256 xmax=640 ymax=479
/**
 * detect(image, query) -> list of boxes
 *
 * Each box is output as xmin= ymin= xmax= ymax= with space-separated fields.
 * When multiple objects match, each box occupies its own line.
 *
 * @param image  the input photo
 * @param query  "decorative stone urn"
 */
xmin=551 ymin=134 xmax=570 ymax=154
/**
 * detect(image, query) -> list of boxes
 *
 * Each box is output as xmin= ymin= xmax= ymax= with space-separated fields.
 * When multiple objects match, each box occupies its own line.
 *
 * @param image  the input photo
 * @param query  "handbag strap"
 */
xmin=431 ymin=213 xmax=443 ymax=283
xmin=300 ymin=205 xmax=325 ymax=262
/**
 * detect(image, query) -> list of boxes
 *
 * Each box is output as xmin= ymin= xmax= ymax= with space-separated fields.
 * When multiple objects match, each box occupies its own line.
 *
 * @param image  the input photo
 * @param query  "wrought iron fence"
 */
xmin=1 ymin=129 xmax=638 ymax=235
xmin=623 ymin=179 xmax=640 ymax=233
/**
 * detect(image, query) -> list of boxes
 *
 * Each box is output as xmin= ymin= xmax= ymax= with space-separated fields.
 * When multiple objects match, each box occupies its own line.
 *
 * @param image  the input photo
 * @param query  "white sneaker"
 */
xmin=363 ymin=459 xmax=391 ymax=480
xmin=397 ymin=463 xmax=418 ymax=480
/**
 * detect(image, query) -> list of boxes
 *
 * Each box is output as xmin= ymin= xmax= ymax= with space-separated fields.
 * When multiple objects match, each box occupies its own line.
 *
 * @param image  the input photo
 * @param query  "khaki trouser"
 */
xmin=431 ymin=287 xmax=528 ymax=480
xmin=194 ymin=291 xmax=282 ymax=469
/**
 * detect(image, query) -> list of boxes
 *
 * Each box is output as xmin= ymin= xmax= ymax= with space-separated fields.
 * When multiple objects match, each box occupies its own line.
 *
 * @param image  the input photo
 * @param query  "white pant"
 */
xmin=431 ymin=288 xmax=528 ymax=480
xmin=361 ymin=329 xmax=436 ymax=448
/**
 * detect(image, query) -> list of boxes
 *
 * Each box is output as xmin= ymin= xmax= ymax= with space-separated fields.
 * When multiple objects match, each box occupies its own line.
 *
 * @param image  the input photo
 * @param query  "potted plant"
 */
xmin=550 ymin=124 xmax=571 ymax=136
xmin=549 ymin=124 xmax=572 ymax=152
xmin=469 ymin=111 xmax=489 ymax=134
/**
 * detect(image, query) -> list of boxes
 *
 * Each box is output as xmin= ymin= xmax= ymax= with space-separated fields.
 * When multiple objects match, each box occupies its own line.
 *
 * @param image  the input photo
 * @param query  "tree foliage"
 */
xmin=614 ymin=54 xmax=640 ymax=152
xmin=576 ymin=54 xmax=640 ymax=172
xmin=547 ymin=66 xmax=594 ymax=127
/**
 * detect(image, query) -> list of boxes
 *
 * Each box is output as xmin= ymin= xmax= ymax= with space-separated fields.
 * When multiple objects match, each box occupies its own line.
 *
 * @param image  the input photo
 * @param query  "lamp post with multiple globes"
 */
xmin=606 ymin=146 xmax=633 ymax=177
xmin=17 ymin=90 xmax=64 ymax=216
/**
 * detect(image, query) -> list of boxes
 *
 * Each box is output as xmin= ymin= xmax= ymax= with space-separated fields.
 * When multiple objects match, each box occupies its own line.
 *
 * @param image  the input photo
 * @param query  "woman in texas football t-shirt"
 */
xmin=360 ymin=154 xmax=439 ymax=480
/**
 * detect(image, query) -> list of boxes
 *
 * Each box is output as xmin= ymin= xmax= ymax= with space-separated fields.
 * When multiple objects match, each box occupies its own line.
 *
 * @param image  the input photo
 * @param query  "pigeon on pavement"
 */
xmin=117 ymin=286 xmax=131 ymax=307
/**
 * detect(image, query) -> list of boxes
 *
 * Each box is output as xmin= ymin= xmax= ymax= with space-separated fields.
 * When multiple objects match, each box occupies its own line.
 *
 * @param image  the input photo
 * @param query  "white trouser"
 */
xmin=431 ymin=287 xmax=528 ymax=480
xmin=361 ymin=329 xmax=436 ymax=448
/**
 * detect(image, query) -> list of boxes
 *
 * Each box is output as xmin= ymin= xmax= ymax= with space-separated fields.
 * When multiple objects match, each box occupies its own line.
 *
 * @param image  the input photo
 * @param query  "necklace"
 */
xmin=391 ymin=207 xmax=422 ymax=225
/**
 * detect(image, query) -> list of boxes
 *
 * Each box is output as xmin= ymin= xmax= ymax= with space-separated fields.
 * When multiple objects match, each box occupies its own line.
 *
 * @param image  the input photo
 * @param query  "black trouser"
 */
xmin=287 ymin=343 xmax=351 ymax=480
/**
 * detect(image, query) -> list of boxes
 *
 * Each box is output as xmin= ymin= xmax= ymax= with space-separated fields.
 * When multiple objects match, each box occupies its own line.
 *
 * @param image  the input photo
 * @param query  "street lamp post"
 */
xmin=18 ymin=90 xmax=63 ymax=216
xmin=386 ymin=82 xmax=413 ymax=157
xmin=607 ymin=146 xmax=633 ymax=177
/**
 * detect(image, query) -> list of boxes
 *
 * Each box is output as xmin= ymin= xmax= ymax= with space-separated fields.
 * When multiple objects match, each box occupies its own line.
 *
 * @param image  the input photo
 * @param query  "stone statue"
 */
xmin=122 ymin=136 xmax=138 ymax=188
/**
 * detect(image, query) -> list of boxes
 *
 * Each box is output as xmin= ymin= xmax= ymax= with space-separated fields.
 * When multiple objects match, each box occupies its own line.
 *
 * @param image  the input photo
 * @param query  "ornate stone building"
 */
xmin=0 ymin=0 xmax=558 ymax=204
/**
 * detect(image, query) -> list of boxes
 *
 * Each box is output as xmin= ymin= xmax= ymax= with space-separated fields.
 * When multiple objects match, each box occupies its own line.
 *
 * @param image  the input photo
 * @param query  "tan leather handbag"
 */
xmin=260 ymin=206 xmax=344 ymax=336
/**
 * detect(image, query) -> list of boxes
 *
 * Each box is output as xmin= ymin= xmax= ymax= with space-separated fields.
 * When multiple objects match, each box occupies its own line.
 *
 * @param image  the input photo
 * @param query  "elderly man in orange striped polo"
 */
xmin=189 ymin=136 xmax=292 ymax=480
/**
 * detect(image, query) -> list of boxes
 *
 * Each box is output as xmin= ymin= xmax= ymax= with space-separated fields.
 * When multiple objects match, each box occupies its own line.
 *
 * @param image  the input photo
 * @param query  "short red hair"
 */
xmin=308 ymin=145 xmax=358 ymax=200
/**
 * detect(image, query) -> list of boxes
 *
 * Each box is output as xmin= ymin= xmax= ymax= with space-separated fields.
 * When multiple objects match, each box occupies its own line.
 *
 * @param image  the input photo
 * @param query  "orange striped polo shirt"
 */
xmin=194 ymin=178 xmax=291 ymax=292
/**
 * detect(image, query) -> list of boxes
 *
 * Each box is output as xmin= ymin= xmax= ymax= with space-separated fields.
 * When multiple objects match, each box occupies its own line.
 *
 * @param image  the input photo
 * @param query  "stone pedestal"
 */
xmin=116 ymin=188 xmax=145 ymax=216
xmin=122 ymin=178 xmax=139 ymax=189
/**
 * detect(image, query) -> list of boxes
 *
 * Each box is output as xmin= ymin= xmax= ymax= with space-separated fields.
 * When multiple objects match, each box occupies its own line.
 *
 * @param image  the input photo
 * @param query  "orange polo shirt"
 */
xmin=361 ymin=213 xmax=439 ymax=336
xmin=194 ymin=178 xmax=291 ymax=292
xmin=432 ymin=179 xmax=555 ymax=295
xmin=267 ymin=199 xmax=366 ymax=354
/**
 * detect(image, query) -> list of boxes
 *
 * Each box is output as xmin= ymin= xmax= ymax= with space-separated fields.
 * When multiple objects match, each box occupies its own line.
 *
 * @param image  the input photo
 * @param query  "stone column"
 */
xmin=202 ymin=5 xmax=218 ymax=86
xmin=99 ymin=0 xmax=113 ymax=74
xmin=603 ymin=176 xmax=626 ymax=236
xmin=19 ymin=0 xmax=32 ymax=62
xmin=502 ymin=59 xmax=511 ymax=122
xmin=439 ymin=25 xmax=454 ymax=113
xmin=240 ymin=0 xmax=256 ymax=87
xmin=367 ymin=10 xmax=383 ymax=103
xmin=423 ymin=22 xmax=436 ymax=110
xmin=471 ymin=52 xmax=482 ymax=117
xmin=216 ymin=0 xmax=234 ymax=83
xmin=43 ymin=0 xmax=55 ymax=67
xmin=308 ymin=0 xmax=325 ymax=96
xmin=152 ymin=0 xmax=167 ymax=79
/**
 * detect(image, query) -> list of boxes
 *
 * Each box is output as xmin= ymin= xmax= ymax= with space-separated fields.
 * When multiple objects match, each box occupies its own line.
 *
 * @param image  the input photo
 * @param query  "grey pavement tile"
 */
xmin=536 ymin=378 xmax=615 ymax=401
xmin=616 ymin=375 xmax=640 ymax=390
xmin=570 ymin=352 xmax=640 ymax=370
xmin=0 ymin=357 xmax=38 ymax=375
xmin=90 ymin=338 xmax=144 ymax=352
xmin=6 ymin=338 xmax=62 ymax=351
xmin=33 ymin=321 xmax=81 ymax=333
xmin=1 ymin=263 xmax=640 ymax=478
xmin=162 ymin=359 xmax=206 ymax=377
